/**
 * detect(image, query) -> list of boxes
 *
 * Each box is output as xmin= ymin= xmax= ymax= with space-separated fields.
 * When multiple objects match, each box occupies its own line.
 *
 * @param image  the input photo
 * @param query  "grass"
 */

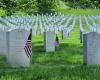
xmin=57 ymin=9 xmax=100 ymax=15
xmin=0 ymin=9 xmax=100 ymax=80
xmin=56 ymin=1 xmax=100 ymax=15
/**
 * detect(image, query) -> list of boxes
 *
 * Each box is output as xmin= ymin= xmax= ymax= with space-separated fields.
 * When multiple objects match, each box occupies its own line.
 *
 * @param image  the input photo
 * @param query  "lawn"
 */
xmin=57 ymin=9 xmax=100 ymax=15
xmin=0 ymin=9 xmax=100 ymax=80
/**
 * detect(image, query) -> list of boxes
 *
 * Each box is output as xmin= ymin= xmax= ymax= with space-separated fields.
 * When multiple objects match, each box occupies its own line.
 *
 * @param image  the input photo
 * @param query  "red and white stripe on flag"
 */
xmin=24 ymin=40 xmax=32 ymax=58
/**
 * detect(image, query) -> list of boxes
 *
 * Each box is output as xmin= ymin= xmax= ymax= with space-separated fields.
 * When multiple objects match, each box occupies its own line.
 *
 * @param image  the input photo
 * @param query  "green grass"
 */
xmin=57 ymin=9 xmax=100 ymax=15
xmin=0 ymin=9 xmax=100 ymax=80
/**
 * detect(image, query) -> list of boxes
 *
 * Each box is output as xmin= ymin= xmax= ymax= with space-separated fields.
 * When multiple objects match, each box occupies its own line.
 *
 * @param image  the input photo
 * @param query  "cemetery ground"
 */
xmin=0 ymin=9 xmax=100 ymax=17
xmin=0 ymin=9 xmax=100 ymax=80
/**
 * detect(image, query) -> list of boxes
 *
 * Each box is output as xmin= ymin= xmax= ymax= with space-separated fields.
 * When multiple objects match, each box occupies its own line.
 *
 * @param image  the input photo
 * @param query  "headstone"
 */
xmin=44 ymin=31 xmax=55 ymax=52
xmin=83 ymin=32 xmax=100 ymax=65
xmin=62 ymin=28 xmax=68 ymax=39
xmin=54 ymin=27 xmax=58 ymax=34
xmin=0 ymin=31 xmax=7 ymax=55
xmin=7 ymin=29 xmax=32 ymax=67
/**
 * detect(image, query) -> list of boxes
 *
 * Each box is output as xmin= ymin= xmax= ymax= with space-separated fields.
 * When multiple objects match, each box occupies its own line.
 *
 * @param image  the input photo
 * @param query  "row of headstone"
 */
xmin=0 ymin=14 xmax=100 ymax=66
xmin=3 ymin=14 xmax=99 ymax=35
xmin=79 ymin=16 xmax=100 ymax=65
xmin=88 ymin=16 xmax=99 ymax=32
xmin=44 ymin=15 xmax=100 ymax=65
xmin=79 ymin=17 xmax=86 ymax=43
xmin=92 ymin=15 xmax=100 ymax=24
xmin=84 ymin=16 xmax=94 ymax=31
xmin=1 ymin=14 xmax=76 ymax=36
xmin=62 ymin=16 xmax=77 ymax=39
xmin=79 ymin=15 xmax=100 ymax=43
xmin=43 ymin=16 xmax=77 ymax=53
xmin=0 ymin=14 xmax=75 ymax=58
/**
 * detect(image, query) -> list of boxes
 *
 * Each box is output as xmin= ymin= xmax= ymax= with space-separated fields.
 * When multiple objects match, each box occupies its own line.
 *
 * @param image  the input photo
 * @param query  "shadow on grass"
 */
xmin=32 ymin=41 xmax=83 ymax=54
xmin=32 ymin=41 xmax=83 ymax=66
xmin=32 ymin=41 xmax=45 ymax=53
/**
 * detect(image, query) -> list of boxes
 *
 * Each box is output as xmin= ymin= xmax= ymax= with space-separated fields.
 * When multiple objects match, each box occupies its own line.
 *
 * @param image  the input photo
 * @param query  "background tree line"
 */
xmin=0 ymin=0 xmax=99 ymax=15
xmin=0 ymin=0 xmax=56 ymax=15
xmin=63 ymin=0 xmax=100 ymax=9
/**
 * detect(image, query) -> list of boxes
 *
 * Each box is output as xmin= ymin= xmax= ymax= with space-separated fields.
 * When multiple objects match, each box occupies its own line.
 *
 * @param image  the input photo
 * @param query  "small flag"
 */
xmin=24 ymin=29 xmax=32 ymax=58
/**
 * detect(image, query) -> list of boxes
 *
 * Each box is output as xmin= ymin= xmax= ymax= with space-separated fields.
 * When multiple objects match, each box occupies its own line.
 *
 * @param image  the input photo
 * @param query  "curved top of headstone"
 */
xmin=7 ymin=25 xmax=32 ymax=31
xmin=8 ymin=28 xmax=31 ymax=32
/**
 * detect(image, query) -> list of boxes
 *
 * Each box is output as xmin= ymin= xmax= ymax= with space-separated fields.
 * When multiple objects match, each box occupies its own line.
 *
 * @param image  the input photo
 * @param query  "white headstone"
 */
xmin=62 ymin=28 xmax=68 ymax=39
xmin=44 ymin=31 xmax=55 ymax=52
xmin=0 ymin=31 xmax=7 ymax=55
xmin=7 ymin=29 xmax=32 ymax=67
xmin=83 ymin=32 xmax=100 ymax=65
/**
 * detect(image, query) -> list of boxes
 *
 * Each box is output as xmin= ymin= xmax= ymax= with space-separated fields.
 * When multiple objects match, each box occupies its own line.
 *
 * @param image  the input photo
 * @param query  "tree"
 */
xmin=16 ymin=0 xmax=37 ymax=14
xmin=36 ymin=0 xmax=56 ymax=13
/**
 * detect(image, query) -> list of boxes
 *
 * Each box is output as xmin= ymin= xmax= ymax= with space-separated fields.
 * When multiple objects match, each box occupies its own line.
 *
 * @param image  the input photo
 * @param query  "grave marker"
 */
xmin=62 ymin=28 xmax=68 ymax=39
xmin=0 ymin=31 xmax=7 ymax=56
xmin=44 ymin=31 xmax=55 ymax=52
xmin=7 ymin=29 xmax=32 ymax=67
xmin=83 ymin=32 xmax=100 ymax=65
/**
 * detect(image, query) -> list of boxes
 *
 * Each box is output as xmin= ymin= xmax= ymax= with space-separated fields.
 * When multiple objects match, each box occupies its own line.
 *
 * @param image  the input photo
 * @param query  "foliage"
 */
xmin=0 ymin=0 xmax=56 ymax=15
xmin=63 ymin=0 xmax=100 ymax=9
xmin=0 ymin=0 xmax=100 ymax=15
xmin=0 ymin=0 xmax=17 ymax=15
xmin=16 ymin=0 xmax=37 ymax=14
xmin=36 ymin=0 xmax=56 ymax=14
xmin=0 ymin=9 xmax=6 ymax=17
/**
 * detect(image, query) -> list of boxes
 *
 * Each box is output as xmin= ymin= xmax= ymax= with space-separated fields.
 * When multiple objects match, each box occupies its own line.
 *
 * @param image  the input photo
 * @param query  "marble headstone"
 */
xmin=0 ymin=31 xmax=7 ymax=56
xmin=44 ymin=31 xmax=55 ymax=52
xmin=7 ymin=29 xmax=32 ymax=67
xmin=62 ymin=29 xmax=68 ymax=39
xmin=83 ymin=32 xmax=100 ymax=65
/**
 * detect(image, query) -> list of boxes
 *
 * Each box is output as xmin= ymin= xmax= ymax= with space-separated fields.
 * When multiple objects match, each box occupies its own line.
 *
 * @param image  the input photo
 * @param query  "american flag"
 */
xmin=24 ymin=29 xmax=32 ymax=58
